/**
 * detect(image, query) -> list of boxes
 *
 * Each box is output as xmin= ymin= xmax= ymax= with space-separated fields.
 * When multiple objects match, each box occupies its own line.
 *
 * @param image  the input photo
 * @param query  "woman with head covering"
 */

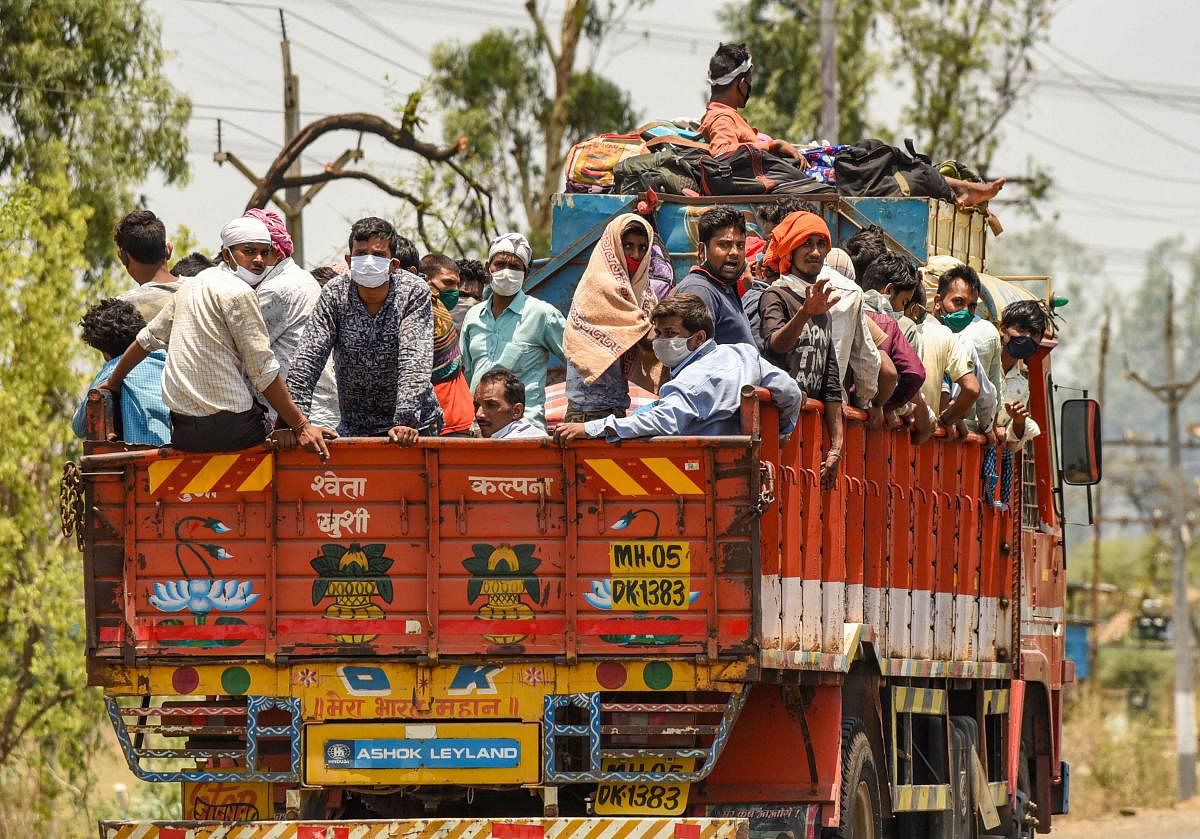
xmin=563 ymin=214 xmax=664 ymax=422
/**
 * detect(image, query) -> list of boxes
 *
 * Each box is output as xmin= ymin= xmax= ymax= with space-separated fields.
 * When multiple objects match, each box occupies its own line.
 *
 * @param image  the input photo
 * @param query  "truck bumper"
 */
xmin=98 ymin=817 xmax=749 ymax=839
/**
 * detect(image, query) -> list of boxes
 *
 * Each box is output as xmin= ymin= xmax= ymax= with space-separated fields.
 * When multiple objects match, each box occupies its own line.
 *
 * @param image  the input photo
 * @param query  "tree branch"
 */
xmin=525 ymin=0 xmax=560 ymax=65
xmin=6 ymin=688 xmax=76 ymax=758
xmin=0 ymin=628 xmax=40 ymax=764
xmin=246 ymin=113 xmax=468 ymax=210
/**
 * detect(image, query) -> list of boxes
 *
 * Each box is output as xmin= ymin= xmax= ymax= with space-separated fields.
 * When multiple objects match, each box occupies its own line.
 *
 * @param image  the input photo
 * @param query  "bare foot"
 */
xmin=949 ymin=176 xmax=1005 ymax=208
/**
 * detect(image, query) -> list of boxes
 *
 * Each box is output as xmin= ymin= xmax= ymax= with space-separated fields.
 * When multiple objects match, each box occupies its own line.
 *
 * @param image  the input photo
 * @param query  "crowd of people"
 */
xmin=76 ymin=43 xmax=1047 ymax=497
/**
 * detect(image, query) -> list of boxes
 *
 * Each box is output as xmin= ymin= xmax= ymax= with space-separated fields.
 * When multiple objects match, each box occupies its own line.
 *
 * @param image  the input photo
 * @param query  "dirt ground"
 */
xmin=1048 ymin=798 xmax=1200 ymax=838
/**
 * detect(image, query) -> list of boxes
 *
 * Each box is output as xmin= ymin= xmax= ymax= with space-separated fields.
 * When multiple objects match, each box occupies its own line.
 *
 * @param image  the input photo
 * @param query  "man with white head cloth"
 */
xmin=699 ymin=42 xmax=805 ymax=160
xmin=460 ymin=232 xmax=565 ymax=430
xmin=102 ymin=215 xmax=332 ymax=458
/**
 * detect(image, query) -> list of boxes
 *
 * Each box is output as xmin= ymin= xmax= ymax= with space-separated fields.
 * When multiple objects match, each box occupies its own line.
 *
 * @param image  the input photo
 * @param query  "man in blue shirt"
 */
xmin=460 ymin=232 xmax=565 ymax=430
xmin=671 ymin=206 xmax=755 ymax=345
xmin=554 ymin=294 xmax=801 ymax=442
xmin=73 ymin=298 xmax=170 ymax=446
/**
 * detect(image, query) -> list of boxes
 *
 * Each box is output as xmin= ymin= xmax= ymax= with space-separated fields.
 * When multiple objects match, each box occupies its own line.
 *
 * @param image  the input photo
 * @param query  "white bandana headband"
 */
xmin=219 ymin=217 xmax=272 ymax=250
xmin=488 ymin=232 xmax=532 ymax=269
xmin=707 ymin=56 xmax=752 ymax=87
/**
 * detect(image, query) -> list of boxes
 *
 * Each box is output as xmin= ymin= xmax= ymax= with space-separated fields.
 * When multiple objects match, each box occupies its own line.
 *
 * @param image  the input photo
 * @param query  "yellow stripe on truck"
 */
xmin=99 ymin=818 xmax=750 ymax=839
xmin=640 ymin=458 xmax=704 ymax=495
xmin=585 ymin=459 xmax=648 ymax=496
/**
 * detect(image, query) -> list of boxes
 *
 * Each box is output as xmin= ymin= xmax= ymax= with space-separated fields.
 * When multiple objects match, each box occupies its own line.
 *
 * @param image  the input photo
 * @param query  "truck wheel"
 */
xmin=825 ymin=719 xmax=884 ymax=839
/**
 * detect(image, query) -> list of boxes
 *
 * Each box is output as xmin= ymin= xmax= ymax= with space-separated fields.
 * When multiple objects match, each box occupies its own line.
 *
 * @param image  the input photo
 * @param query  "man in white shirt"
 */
xmin=103 ymin=216 xmax=331 ymax=458
xmin=474 ymin=368 xmax=548 ymax=440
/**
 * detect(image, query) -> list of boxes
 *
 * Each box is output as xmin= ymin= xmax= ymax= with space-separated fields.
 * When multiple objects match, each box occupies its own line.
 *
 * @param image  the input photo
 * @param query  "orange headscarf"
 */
xmin=763 ymin=211 xmax=832 ymax=276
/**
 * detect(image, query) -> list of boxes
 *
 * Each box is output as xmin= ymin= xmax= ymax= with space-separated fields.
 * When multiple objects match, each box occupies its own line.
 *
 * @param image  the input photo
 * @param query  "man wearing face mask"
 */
xmin=554 ymin=294 xmax=801 ymax=443
xmin=420 ymin=253 xmax=476 ymax=436
xmin=241 ymin=208 xmax=340 ymax=433
xmin=101 ymin=216 xmax=331 ymax=458
xmin=672 ymin=207 xmax=755 ymax=346
xmin=927 ymin=260 xmax=999 ymax=440
xmin=285 ymin=217 xmax=443 ymax=443
xmin=460 ymin=232 xmax=565 ymax=431
xmin=995 ymin=300 xmax=1046 ymax=448
xmin=699 ymin=42 xmax=804 ymax=161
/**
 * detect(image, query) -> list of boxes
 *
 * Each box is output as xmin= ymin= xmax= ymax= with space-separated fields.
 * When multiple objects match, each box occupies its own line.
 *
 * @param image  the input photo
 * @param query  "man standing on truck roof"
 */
xmin=285 ymin=217 xmax=443 ymax=445
xmin=114 ymin=209 xmax=180 ymax=323
xmin=554 ymin=293 xmax=801 ymax=442
xmin=460 ymin=232 xmax=566 ymax=431
xmin=672 ymin=206 xmax=756 ymax=346
xmin=474 ymin=368 xmax=548 ymax=439
xmin=101 ymin=216 xmax=331 ymax=459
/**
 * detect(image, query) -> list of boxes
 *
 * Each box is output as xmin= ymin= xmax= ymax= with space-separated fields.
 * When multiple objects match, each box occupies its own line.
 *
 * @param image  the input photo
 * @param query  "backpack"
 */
xmin=833 ymin=138 xmax=954 ymax=202
xmin=698 ymin=146 xmax=830 ymax=196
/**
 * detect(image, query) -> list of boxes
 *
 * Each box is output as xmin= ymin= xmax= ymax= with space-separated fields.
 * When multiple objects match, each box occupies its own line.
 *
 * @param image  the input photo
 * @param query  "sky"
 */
xmin=141 ymin=0 xmax=1200 ymax=281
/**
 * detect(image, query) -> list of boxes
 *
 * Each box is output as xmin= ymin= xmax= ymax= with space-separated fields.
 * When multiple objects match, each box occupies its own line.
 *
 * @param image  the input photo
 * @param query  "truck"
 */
xmin=63 ymin=192 xmax=1102 ymax=839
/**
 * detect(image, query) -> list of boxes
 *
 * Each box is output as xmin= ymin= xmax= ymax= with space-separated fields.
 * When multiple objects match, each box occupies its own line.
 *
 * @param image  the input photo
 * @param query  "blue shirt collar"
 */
xmin=481 ymin=288 xmax=528 ymax=319
xmin=672 ymin=338 xmax=717 ymax=374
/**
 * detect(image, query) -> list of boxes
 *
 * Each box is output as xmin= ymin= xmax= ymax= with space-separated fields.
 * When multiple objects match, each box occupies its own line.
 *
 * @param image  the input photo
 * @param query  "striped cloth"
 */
xmin=432 ymin=297 xmax=463 ymax=383
xmin=544 ymin=381 xmax=657 ymax=428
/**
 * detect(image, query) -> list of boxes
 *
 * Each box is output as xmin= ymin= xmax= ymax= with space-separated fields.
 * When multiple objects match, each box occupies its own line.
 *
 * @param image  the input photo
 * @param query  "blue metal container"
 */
xmin=528 ymin=193 xmax=987 ymax=317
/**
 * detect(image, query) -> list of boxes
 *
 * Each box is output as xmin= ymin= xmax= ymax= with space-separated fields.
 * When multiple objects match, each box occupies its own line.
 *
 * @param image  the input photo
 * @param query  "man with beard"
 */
xmin=671 ymin=207 xmax=754 ymax=346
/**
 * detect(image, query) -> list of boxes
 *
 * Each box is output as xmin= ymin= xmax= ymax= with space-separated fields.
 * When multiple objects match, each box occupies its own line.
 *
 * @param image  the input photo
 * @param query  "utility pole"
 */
xmin=214 ymin=9 xmax=363 ymax=265
xmin=818 ymin=0 xmax=839 ymax=141
xmin=1127 ymin=277 xmax=1200 ymax=800
xmin=1089 ymin=308 xmax=1110 ymax=688
xmin=280 ymin=9 xmax=304 ymax=264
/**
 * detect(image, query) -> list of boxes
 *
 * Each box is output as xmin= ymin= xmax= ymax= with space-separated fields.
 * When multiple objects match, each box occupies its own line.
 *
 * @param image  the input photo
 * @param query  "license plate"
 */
xmin=594 ymin=757 xmax=693 ymax=815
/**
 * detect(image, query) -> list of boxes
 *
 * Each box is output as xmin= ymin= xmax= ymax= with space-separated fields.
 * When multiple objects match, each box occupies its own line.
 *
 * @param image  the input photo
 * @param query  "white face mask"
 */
xmin=652 ymin=335 xmax=695 ymax=368
xmin=350 ymin=254 xmax=392 ymax=288
xmin=489 ymin=268 xmax=524 ymax=297
xmin=225 ymin=249 xmax=269 ymax=287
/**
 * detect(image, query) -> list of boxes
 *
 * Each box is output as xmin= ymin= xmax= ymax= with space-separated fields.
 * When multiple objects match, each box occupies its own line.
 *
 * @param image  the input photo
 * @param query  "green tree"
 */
xmin=429 ymin=0 xmax=641 ymax=251
xmin=0 ymin=0 xmax=190 ymax=266
xmin=722 ymin=0 xmax=1051 ymax=173
xmin=0 ymin=156 xmax=109 ymax=833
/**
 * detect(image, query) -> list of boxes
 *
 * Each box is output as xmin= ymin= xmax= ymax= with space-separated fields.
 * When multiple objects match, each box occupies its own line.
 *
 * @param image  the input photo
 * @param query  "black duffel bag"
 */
xmin=834 ymin=138 xmax=954 ymax=201
xmin=698 ymin=145 xmax=830 ymax=196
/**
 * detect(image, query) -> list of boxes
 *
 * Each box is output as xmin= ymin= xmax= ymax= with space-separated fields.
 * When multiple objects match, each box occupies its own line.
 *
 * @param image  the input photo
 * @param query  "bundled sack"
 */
xmin=563 ymin=122 xmax=705 ymax=193
xmin=564 ymin=132 xmax=647 ymax=193
xmin=834 ymin=138 xmax=953 ymax=202
xmin=613 ymin=139 xmax=709 ymax=195
xmin=698 ymin=146 xmax=832 ymax=196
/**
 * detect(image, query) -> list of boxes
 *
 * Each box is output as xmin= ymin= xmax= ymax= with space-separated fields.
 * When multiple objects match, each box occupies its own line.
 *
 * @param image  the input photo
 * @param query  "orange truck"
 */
xmin=63 ymin=195 xmax=1101 ymax=839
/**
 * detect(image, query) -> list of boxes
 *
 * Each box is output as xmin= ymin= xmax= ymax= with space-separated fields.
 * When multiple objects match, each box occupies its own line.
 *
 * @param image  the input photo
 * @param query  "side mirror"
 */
xmin=1060 ymin=398 xmax=1102 ymax=485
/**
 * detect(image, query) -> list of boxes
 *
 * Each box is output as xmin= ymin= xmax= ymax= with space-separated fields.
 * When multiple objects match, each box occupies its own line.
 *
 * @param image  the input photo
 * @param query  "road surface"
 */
xmin=1050 ymin=807 xmax=1200 ymax=838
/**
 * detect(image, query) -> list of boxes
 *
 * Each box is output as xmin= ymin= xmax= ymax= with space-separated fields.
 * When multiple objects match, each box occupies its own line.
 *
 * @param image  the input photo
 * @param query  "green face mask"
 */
xmin=438 ymin=289 xmax=461 ymax=310
xmin=942 ymin=309 xmax=973 ymax=333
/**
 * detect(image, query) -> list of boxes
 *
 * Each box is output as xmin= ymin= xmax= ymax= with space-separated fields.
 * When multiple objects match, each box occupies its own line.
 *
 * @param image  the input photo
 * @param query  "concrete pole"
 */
xmin=818 ymin=0 xmax=839 ymax=142
xmin=1163 ymin=278 xmax=1197 ymax=800
xmin=280 ymin=9 xmax=304 ymax=265
xmin=1088 ymin=309 xmax=1110 ymax=688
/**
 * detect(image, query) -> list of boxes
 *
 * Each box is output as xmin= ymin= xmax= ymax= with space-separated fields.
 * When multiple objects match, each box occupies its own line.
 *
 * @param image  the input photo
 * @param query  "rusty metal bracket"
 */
xmin=456 ymin=495 xmax=467 ymax=535
xmin=295 ymin=498 xmax=305 ymax=536
xmin=399 ymin=496 xmax=409 ymax=535
xmin=236 ymin=498 xmax=246 ymax=536
xmin=153 ymin=499 xmax=165 ymax=538
xmin=536 ymin=491 xmax=549 ymax=534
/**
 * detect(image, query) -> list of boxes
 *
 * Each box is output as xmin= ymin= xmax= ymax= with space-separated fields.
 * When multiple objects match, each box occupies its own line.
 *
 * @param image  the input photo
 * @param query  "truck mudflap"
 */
xmin=98 ymin=817 xmax=750 ymax=839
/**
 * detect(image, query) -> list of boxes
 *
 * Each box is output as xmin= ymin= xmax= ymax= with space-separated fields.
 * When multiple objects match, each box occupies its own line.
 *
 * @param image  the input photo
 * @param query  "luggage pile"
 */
xmin=564 ymin=122 xmax=967 ymax=203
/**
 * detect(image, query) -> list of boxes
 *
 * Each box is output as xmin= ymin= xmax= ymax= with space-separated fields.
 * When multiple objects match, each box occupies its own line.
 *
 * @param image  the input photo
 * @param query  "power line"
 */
xmin=1043 ymin=46 xmax=1200 ymax=113
xmin=181 ymin=0 xmax=424 ymax=79
xmin=1006 ymin=120 xmax=1200 ymax=187
xmin=1035 ymin=47 xmax=1200 ymax=159
xmin=330 ymin=0 xmax=430 ymax=60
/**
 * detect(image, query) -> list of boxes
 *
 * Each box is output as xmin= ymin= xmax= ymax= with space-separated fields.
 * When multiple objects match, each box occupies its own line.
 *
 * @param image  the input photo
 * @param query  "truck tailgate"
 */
xmin=81 ymin=437 xmax=759 ymax=661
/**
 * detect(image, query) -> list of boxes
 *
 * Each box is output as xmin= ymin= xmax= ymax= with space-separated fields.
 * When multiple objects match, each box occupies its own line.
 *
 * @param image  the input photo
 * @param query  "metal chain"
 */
xmin=59 ymin=461 xmax=85 ymax=551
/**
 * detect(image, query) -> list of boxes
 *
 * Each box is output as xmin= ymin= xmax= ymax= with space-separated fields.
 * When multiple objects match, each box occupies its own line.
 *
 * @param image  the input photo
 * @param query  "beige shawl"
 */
xmin=565 ymin=213 xmax=659 ymax=387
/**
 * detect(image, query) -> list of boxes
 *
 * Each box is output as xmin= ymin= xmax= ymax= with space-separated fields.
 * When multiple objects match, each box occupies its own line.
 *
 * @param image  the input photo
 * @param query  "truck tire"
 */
xmin=825 ymin=719 xmax=884 ymax=839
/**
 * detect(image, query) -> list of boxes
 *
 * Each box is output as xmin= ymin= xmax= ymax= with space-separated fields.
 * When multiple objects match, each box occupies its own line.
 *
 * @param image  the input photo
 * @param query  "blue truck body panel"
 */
xmin=529 ymin=193 xmax=981 ymax=318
